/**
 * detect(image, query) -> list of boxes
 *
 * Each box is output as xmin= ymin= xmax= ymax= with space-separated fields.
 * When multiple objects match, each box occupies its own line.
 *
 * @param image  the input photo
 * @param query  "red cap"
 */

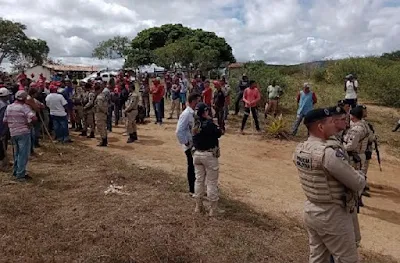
xmin=49 ymin=85 xmax=58 ymax=92
xmin=213 ymin=80 xmax=221 ymax=88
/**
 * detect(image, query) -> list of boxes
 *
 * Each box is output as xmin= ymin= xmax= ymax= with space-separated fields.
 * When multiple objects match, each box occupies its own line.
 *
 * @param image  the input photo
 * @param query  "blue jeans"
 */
xmin=153 ymin=102 xmax=162 ymax=123
xmin=291 ymin=113 xmax=306 ymax=136
xmin=51 ymin=115 xmax=70 ymax=142
xmin=12 ymin=133 xmax=31 ymax=178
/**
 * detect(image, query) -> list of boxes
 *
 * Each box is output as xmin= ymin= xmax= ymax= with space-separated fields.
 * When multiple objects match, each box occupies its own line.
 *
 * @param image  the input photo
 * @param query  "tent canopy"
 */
xmin=138 ymin=63 xmax=165 ymax=73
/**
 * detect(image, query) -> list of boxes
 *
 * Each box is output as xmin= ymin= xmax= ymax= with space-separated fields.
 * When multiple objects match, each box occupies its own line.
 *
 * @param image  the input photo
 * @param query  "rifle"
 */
xmin=367 ymin=122 xmax=382 ymax=172
xmin=374 ymin=140 xmax=382 ymax=172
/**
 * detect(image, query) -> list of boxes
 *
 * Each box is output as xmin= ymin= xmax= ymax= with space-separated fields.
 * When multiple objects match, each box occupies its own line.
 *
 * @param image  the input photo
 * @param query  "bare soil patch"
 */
xmin=0 ymin=142 xmax=396 ymax=263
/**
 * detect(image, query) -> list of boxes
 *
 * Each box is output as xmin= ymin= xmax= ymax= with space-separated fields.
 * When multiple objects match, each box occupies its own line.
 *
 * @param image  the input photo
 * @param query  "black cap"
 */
xmin=337 ymin=100 xmax=350 ymax=107
xmin=196 ymin=102 xmax=209 ymax=117
xmin=328 ymin=106 xmax=346 ymax=116
xmin=356 ymin=104 xmax=367 ymax=110
xmin=350 ymin=106 xmax=364 ymax=119
xmin=303 ymin=108 xmax=332 ymax=126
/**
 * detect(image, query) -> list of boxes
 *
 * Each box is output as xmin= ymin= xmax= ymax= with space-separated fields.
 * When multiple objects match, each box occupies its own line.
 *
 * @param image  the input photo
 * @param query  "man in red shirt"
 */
xmin=240 ymin=80 xmax=261 ymax=134
xmin=202 ymin=80 xmax=213 ymax=117
xmin=151 ymin=77 xmax=165 ymax=125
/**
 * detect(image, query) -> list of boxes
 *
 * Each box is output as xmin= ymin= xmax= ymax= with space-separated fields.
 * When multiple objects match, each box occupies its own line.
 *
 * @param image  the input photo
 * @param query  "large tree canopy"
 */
xmin=92 ymin=36 xmax=130 ymax=62
xmin=0 ymin=18 xmax=49 ymax=69
xmin=125 ymin=24 xmax=236 ymax=70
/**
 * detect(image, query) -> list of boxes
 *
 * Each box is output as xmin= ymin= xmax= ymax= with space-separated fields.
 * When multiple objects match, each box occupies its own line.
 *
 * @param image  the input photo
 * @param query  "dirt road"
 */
xmin=77 ymin=117 xmax=400 ymax=260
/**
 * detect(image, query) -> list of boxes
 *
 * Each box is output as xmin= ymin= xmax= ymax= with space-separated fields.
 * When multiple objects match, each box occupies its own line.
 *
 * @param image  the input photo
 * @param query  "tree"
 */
xmin=0 ymin=18 xmax=49 ymax=69
xmin=0 ymin=18 xmax=27 ymax=65
xmin=127 ymin=24 xmax=235 ymax=68
xmin=153 ymin=39 xmax=195 ymax=70
xmin=381 ymin=50 xmax=400 ymax=61
xmin=92 ymin=36 xmax=130 ymax=63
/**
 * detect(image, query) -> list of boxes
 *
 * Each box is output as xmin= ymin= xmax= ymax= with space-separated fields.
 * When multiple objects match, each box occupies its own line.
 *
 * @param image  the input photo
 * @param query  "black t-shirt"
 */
xmin=213 ymin=90 xmax=225 ymax=108
xmin=193 ymin=118 xmax=222 ymax=150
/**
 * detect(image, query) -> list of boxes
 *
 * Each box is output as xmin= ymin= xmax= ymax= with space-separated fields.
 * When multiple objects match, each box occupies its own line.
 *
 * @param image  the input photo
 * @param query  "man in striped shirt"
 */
xmin=3 ymin=90 xmax=37 ymax=181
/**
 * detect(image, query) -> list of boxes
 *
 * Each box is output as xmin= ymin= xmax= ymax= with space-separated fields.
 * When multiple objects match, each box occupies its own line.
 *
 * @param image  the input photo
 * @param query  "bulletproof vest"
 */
xmin=293 ymin=140 xmax=346 ymax=207
xmin=347 ymin=121 xmax=370 ymax=154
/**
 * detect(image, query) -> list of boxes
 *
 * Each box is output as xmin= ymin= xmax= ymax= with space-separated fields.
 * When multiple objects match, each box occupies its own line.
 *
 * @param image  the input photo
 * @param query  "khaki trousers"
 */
xmin=169 ymin=98 xmax=180 ymax=119
xmin=83 ymin=111 xmax=95 ymax=133
xmin=193 ymin=151 xmax=219 ymax=202
xmin=74 ymin=106 xmax=84 ymax=125
xmin=95 ymin=113 xmax=107 ymax=139
xmin=304 ymin=208 xmax=358 ymax=263
xmin=126 ymin=110 xmax=138 ymax=134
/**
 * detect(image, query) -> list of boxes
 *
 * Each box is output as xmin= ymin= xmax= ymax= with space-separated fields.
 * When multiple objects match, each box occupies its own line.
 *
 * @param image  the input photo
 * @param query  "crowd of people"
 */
xmin=0 ymin=66 xmax=397 ymax=261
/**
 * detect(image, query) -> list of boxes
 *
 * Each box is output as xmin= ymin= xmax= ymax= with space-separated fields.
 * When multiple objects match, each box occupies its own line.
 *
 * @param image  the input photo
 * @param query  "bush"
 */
xmin=313 ymin=68 xmax=326 ymax=82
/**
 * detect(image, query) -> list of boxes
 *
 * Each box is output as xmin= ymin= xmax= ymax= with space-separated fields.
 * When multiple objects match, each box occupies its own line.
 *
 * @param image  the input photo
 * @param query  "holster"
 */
xmin=212 ymin=147 xmax=221 ymax=158
xmin=365 ymin=150 xmax=372 ymax=160
xmin=348 ymin=151 xmax=361 ymax=163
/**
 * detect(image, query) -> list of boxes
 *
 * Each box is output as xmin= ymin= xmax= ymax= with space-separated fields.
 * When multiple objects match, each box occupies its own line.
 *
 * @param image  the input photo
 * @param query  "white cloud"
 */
xmin=1 ymin=0 xmax=400 ymax=69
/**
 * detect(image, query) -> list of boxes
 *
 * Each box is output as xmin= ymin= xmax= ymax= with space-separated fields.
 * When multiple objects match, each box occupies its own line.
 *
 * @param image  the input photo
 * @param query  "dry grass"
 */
xmin=0 ymin=142 xmax=396 ymax=263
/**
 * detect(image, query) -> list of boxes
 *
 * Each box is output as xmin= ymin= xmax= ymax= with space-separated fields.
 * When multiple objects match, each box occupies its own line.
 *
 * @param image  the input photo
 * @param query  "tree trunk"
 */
xmin=0 ymin=53 xmax=7 ymax=67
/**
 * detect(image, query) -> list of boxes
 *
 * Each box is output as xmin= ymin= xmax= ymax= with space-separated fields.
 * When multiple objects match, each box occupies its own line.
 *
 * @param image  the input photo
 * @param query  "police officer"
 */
xmin=357 ymin=105 xmax=376 ymax=195
xmin=124 ymin=84 xmax=139 ymax=143
xmin=72 ymin=85 xmax=84 ymax=132
xmin=293 ymin=108 xmax=366 ymax=263
xmin=81 ymin=82 xmax=96 ymax=138
xmin=343 ymin=106 xmax=372 ymax=206
xmin=192 ymin=103 xmax=223 ymax=217
xmin=327 ymin=106 xmax=362 ymax=262
xmin=94 ymin=84 xmax=109 ymax=147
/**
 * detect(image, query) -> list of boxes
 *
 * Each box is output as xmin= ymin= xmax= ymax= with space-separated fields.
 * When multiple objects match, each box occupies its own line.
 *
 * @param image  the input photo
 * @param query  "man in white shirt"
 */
xmin=46 ymin=86 xmax=72 ymax=143
xmin=176 ymin=93 xmax=201 ymax=196
xmin=265 ymin=80 xmax=283 ymax=120
xmin=344 ymin=74 xmax=358 ymax=108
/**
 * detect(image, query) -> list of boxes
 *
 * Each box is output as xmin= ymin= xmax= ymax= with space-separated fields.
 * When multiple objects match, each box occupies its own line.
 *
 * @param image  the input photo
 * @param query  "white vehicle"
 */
xmin=81 ymin=70 xmax=135 ymax=83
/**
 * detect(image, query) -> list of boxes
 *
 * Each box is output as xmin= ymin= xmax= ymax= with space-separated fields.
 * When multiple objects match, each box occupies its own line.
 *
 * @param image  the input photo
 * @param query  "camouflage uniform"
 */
xmin=293 ymin=136 xmax=365 ymax=263
xmin=124 ymin=90 xmax=139 ymax=143
xmin=82 ymin=91 xmax=96 ymax=137
xmin=94 ymin=92 xmax=108 ymax=145
xmin=72 ymin=86 xmax=84 ymax=130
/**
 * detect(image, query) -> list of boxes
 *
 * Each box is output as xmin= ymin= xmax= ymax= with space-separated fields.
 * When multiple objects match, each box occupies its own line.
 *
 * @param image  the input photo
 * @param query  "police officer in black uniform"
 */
xmin=192 ymin=103 xmax=223 ymax=216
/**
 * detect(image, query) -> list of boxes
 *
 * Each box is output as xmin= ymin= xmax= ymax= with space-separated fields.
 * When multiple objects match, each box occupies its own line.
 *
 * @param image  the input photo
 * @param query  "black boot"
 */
xmin=75 ymin=124 xmax=82 ymax=132
xmin=97 ymin=138 xmax=107 ymax=147
xmin=71 ymin=122 xmax=76 ymax=129
xmin=392 ymin=124 xmax=400 ymax=132
xmin=87 ymin=131 xmax=95 ymax=138
xmin=132 ymin=132 xmax=138 ymax=141
xmin=80 ymin=130 xmax=87 ymax=137
xmin=127 ymin=134 xmax=135 ymax=143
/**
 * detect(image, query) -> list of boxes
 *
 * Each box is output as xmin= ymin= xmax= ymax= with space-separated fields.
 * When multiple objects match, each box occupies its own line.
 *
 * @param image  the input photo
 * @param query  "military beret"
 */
xmin=328 ymin=106 xmax=346 ymax=116
xmin=337 ymin=100 xmax=350 ymax=107
xmin=350 ymin=106 xmax=364 ymax=119
xmin=304 ymin=108 xmax=332 ymax=125
xmin=356 ymin=104 xmax=367 ymax=110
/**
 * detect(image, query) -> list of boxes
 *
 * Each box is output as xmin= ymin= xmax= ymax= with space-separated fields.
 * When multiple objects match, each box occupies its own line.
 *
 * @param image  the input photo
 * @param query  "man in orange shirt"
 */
xmin=151 ymin=77 xmax=165 ymax=125
xmin=202 ymin=80 xmax=213 ymax=118
xmin=240 ymin=80 xmax=261 ymax=134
